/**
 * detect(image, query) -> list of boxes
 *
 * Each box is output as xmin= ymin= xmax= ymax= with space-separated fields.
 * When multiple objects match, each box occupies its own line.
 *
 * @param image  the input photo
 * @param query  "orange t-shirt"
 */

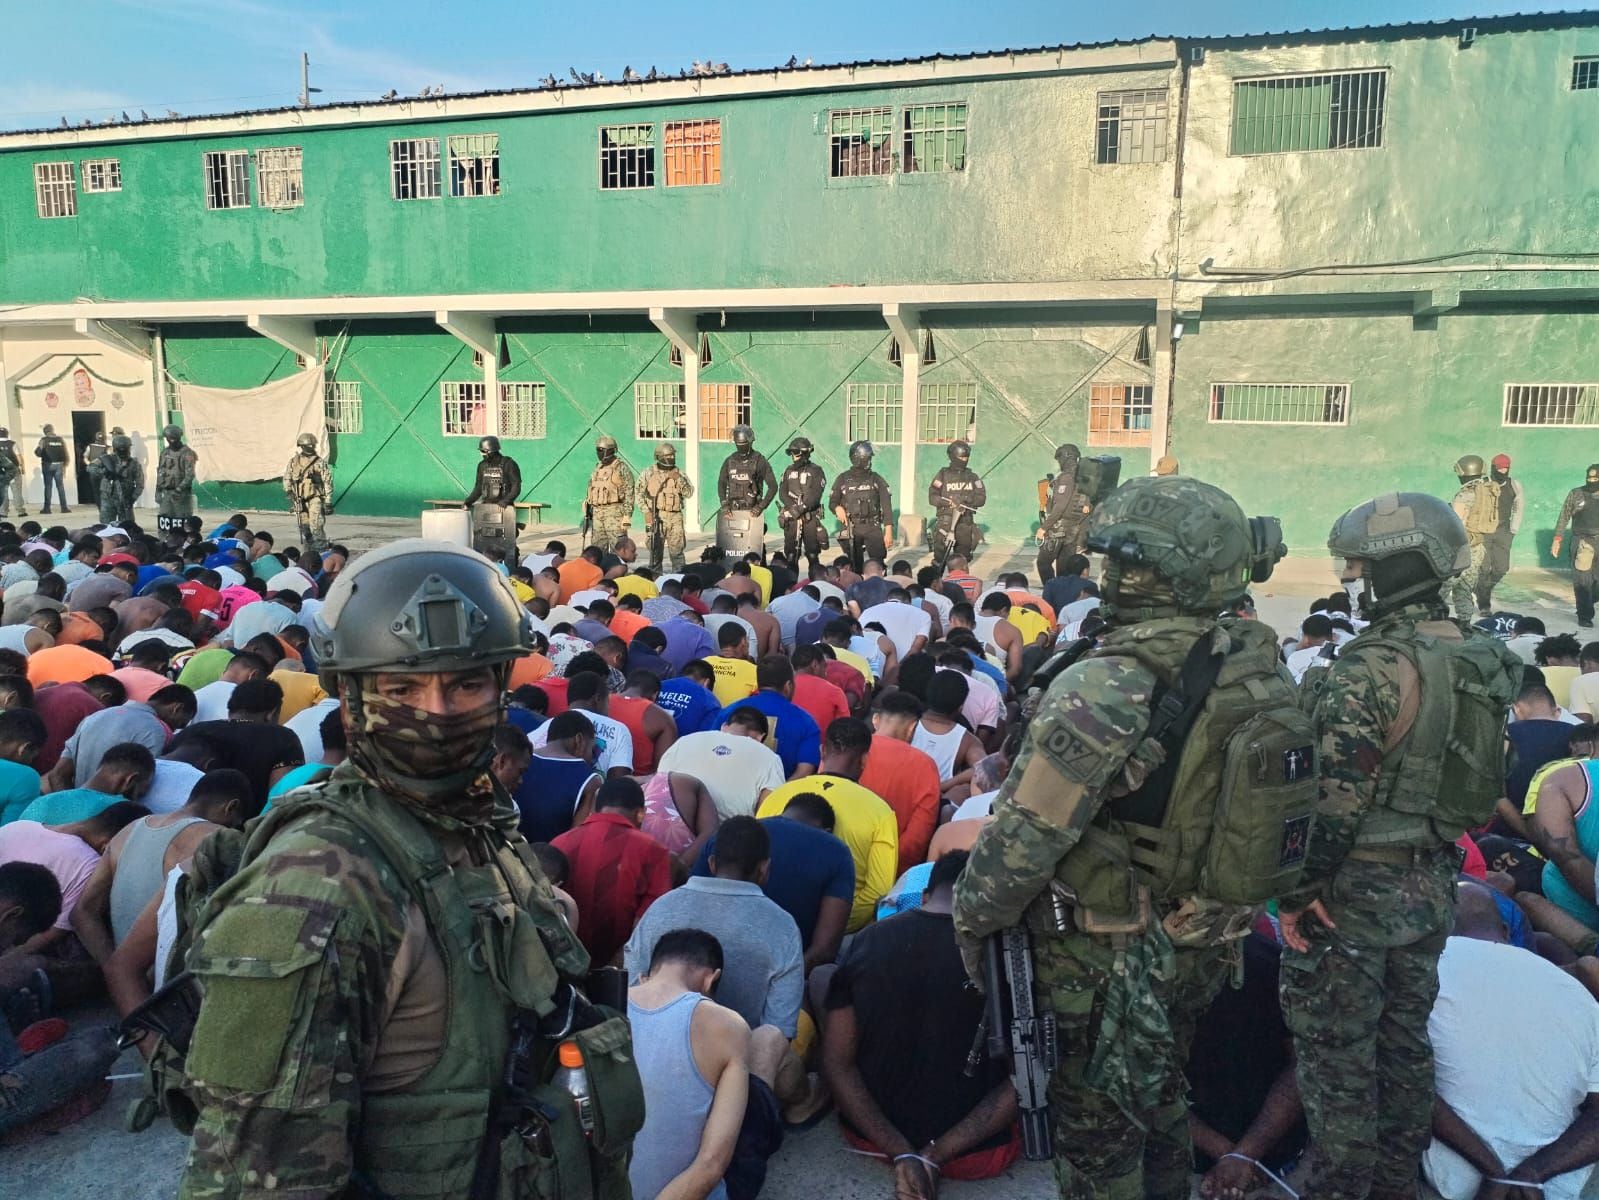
xmin=1005 ymin=590 xmax=1056 ymax=625
xmin=509 ymin=653 xmax=555 ymax=690
xmin=858 ymin=734 xmax=942 ymax=872
xmin=607 ymin=695 xmax=657 ymax=773
xmin=57 ymin=612 xmax=105 ymax=646
xmin=609 ymin=610 xmax=650 ymax=646
xmin=791 ymin=673 xmax=849 ymax=736
xmin=557 ymin=560 xmax=603 ymax=604
xmin=28 ymin=644 xmax=114 ymax=686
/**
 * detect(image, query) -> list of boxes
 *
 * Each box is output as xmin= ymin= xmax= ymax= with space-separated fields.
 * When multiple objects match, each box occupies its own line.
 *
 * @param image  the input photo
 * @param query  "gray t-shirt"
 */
xmin=623 ymin=876 xmax=803 ymax=1037
xmin=64 ymin=702 xmax=167 ymax=787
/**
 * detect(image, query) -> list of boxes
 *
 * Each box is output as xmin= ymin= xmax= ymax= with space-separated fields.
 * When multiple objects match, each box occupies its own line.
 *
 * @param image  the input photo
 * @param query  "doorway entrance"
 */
xmin=71 ymin=411 xmax=105 ymax=506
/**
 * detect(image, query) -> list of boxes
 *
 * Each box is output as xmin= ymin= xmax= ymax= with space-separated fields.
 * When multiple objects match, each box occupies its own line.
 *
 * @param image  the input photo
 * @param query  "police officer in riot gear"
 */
xmin=169 ymin=540 xmax=642 ymax=1199
xmin=716 ymin=423 xmax=777 ymax=556
xmin=464 ymin=435 xmax=522 ymax=565
xmin=0 ymin=427 xmax=25 ymax=518
xmin=927 ymin=440 xmax=985 ymax=568
xmin=830 ymin=440 xmax=893 ymax=572
xmin=778 ymin=436 xmax=827 ymax=573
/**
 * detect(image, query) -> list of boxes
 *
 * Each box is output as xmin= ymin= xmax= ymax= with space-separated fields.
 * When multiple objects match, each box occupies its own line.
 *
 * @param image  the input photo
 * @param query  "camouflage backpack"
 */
xmin=1463 ymin=479 xmax=1503 ymax=537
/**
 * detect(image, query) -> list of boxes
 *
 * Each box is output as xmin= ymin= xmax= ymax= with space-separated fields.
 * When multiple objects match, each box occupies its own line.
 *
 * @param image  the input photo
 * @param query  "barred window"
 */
xmin=34 ymin=162 xmax=76 ymax=218
xmin=203 ymin=150 xmax=251 ymax=209
xmin=499 ymin=382 xmax=547 ymax=439
xmin=1574 ymin=57 xmax=1599 ymax=90
xmin=1503 ymin=384 xmax=1599 ymax=427
xmin=82 ymin=158 xmax=121 ymax=193
xmin=392 ymin=138 xmax=441 ymax=200
xmin=600 ymin=124 xmax=655 ymax=189
xmin=449 ymin=133 xmax=500 ymax=197
xmin=324 ymin=381 xmax=363 ymax=434
xmin=699 ymin=383 xmax=751 ymax=440
xmin=1096 ymin=89 xmax=1169 ymax=164
xmin=257 ymin=147 xmax=304 ymax=208
xmin=829 ymin=107 xmax=894 ymax=178
xmin=635 ymin=381 xmax=686 ymax=439
xmin=1209 ymin=383 xmax=1350 ymax=426
xmin=1230 ymin=69 xmax=1388 ymax=155
xmin=918 ymin=381 xmax=977 ymax=443
xmin=664 ymin=120 xmax=721 ymax=187
xmin=845 ymin=383 xmax=903 ymax=445
xmin=902 ymin=103 xmax=967 ymax=173
xmin=441 ymin=381 xmax=488 ymax=436
xmin=1087 ymin=384 xmax=1153 ymax=447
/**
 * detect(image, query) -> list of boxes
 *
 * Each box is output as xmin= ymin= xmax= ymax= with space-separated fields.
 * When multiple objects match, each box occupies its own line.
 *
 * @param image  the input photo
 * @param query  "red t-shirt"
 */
xmin=1457 ymin=833 xmax=1487 ymax=880
xmin=859 ymin=734 xmax=943 ymax=872
xmin=177 ymin=581 xmax=223 ymax=625
xmin=607 ymin=695 xmax=657 ymax=773
xmin=532 ymin=677 xmax=570 ymax=716
xmin=822 ymin=659 xmax=867 ymax=712
xmin=792 ymin=673 xmax=850 ymax=736
xmin=551 ymin=812 xmax=673 ymax=966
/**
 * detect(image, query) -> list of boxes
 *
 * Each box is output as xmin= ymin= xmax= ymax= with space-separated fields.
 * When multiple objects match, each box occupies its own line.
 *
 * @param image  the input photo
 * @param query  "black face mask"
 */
xmin=1491 ymin=468 xmax=1509 ymax=484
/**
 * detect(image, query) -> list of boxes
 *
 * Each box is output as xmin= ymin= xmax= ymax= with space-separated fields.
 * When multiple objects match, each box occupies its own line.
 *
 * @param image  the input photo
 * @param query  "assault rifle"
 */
xmin=580 ymin=502 xmax=593 ymax=545
xmin=647 ymin=489 xmax=664 ymax=569
xmin=979 ymin=927 xmax=1058 ymax=1160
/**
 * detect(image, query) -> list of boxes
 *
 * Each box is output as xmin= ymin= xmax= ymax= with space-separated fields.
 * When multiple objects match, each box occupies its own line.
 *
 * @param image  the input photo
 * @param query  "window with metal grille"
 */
xmin=257 ymin=147 xmax=304 ymax=208
xmin=664 ymin=120 xmax=721 ymax=187
xmin=918 ymin=382 xmax=978 ymax=443
xmin=1087 ymin=384 xmax=1153 ymax=447
xmin=1209 ymin=383 xmax=1350 ymax=425
xmin=829 ymin=107 xmax=894 ymax=178
xmin=448 ymin=133 xmax=500 ymax=197
xmin=82 ymin=159 xmax=121 ymax=193
xmin=499 ymin=382 xmax=547 ymax=439
xmin=600 ymin=124 xmax=655 ymax=189
xmin=202 ymin=150 xmax=251 ymax=209
xmin=902 ymin=102 xmax=967 ymax=173
xmin=845 ymin=383 xmax=903 ymax=444
xmin=391 ymin=137 xmax=441 ymax=200
xmin=1574 ymin=57 xmax=1599 ymax=90
xmin=1230 ymin=69 xmax=1388 ymax=155
xmin=1096 ymin=89 xmax=1169 ymax=164
xmin=635 ymin=381 xmax=686 ymax=438
xmin=1503 ymin=384 xmax=1599 ymax=427
xmin=33 ymin=162 xmax=77 ymax=218
xmin=441 ymin=381 xmax=488 ymax=436
xmin=699 ymin=383 xmax=751 ymax=440
xmin=323 ymin=381 xmax=363 ymax=434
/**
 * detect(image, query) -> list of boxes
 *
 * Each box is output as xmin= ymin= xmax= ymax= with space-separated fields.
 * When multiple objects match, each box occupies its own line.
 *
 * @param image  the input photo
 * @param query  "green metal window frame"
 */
xmin=1502 ymin=384 xmax=1599 ymax=427
xmin=600 ymin=124 xmax=656 ymax=189
xmin=1208 ymin=382 xmax=1350 ymax=425
xmin=901 ymin=102 xmax=967 ymax=173
xmin=1229 ymin=68 xmax=1388 ymax=155
xmin=34 ymin=161 xmax=77 ymax=218
xmin=917 ymin=381 xmax=978 ymax=443
xmin=634 ymin=381 xmax=686 ymax=438
xmin=324 ymin=381 xmax=363 ymax=434
xmin=845 ymin=382 xmax=903 ymax=444
xmin=829 ymin=107 xmax=894 ymax=178
xmin=1096 ymin=89 xmax=1169 ymax=164
xmin=499 ymin=382 xmax=547 ymax=439
xmin=1574 ymin=57 xmax=1599 ymax=90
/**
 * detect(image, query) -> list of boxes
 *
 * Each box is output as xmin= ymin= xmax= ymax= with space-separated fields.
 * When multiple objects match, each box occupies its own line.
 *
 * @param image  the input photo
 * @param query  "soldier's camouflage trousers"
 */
xmin=1448 ymin=540 xmax=1489 ymax=620
xmin=158 ymin=490 xmax=195 ymax=520
xmin=1280 ymin=853 xmax=1455 ymax=1200
xmin=295 ymin=498 xmax=328 ymax=552
xmin=646 ymin=511 xmax=686 ymax=572
xmin=1038 ymin=524 xmax=1088 ymax=585
xmin=99 ymin=491 xmax=135 ymax=526
xmin=0 ymin=476 xmax=24 ymax=517
xmin=1034 ymin=932 xmax=1226 ymax=1200
xmin=591 ymin=502 xmax=631 ymax=552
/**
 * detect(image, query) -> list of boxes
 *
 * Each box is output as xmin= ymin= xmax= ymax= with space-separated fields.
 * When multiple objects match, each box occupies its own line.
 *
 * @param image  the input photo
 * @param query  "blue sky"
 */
xmin=11 ymin=0 xmax=1593 ymax=129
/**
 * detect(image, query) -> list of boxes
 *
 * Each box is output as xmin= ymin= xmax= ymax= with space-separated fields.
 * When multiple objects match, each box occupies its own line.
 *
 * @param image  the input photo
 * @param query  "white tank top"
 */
xmin=912 ymin=719 xmax=965 ymax=781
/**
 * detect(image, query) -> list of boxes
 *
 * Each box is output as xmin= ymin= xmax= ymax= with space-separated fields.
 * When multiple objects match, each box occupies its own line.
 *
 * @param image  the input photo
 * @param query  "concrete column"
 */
xmin=1150 ymin=302 xmax=1174 ymax=465
xmin=883 ymin=303 xmax=921 ymax=546
xmin=649 ymin=308 xmax=701 ymax=533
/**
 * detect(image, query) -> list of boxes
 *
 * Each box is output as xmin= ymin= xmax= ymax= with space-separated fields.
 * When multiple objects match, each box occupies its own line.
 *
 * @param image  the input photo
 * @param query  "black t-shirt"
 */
xmin=1185 ymin=933 xmax=1307 ymax=1171
xmin=170 ymin=719 xmax=306 ymax=804
xmin=691 ymin=562 xmax=728 ymax=587
xmin=825 ymin=910 xmax=1006 ymax=1150
xmin=1507 ymin=719 xmax=1575 ymax=808
xmin=768 ymin=562 xmax=798 ymax=600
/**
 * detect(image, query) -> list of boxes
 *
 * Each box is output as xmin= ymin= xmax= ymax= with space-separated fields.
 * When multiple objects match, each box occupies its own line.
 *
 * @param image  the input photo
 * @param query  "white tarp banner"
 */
xmin=177 ymin=368 xmax=325 ymax=482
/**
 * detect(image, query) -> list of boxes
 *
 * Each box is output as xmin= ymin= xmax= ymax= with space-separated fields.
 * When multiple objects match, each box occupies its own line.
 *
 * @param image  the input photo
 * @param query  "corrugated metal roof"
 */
xmin=5 ymin=9 xmax=1596 ymax=137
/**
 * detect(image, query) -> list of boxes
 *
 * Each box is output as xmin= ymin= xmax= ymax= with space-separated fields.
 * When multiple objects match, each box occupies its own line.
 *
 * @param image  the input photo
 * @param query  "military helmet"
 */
xmin=111 ymin=435 xmax=132 ymax=452
xmin=1054 ymin=443 xmax=1081 ymax=469
xmin=163 ymin=424 xmax=183 ymax=441
xmin=849 ymin=440 xmax=874 ymax=468
xmin=1327 ymin=492 xmax=1469 ymax=581
xmin=731 ymin=424 xmax=755 ymax=450
xmin=312 ymin=539 xmax=531 ymax=681
xmin=296 ymin=433 xmax=318 ymax=451
xmin=596 ymin=434 xmax=618 ymax=462
xmin=1087 ymin=476 xmax=1284 ymax=615
xmin=1588 ymin=464 xmax=1599 ymax=486
xmin=654 ymin=443 xmax=677 ymax=465
xmin=478 ymin=436 xmax=501 ymax=455
xmin=947 ymin=440 xmax=971 ymax=465
xmin=110 ymin=426 xmax=125 ymax=437
xmin=787 ymin=436 xmax=813 ymax=458
xmin=1454 ymin=454 xmax=1485 ymax=481
xmin=0 ymin=428 xmax=9 ymax=437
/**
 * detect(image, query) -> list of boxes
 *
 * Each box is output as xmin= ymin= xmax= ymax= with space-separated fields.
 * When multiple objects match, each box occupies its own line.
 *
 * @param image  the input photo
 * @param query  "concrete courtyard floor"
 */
xmin=5 ymin=504 xmax=1577 ymax=1198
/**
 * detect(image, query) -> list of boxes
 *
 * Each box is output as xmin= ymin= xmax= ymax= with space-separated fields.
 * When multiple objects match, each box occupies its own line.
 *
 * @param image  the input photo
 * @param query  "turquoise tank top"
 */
xmin=1541 ymin=759 xmax=1599 ymax=930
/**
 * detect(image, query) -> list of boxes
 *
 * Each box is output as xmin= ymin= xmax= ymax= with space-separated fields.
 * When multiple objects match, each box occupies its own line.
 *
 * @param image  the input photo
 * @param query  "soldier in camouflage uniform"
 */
xmin=586 ymin=434 xmax=634 ymax=551
xmin=89 ymin=434 xmax=144 ymax=525
xmin=1552 ymin=464 xmax=1599 ymax=628
xmin=82 ymin=429 xmax=109 ymax=506
xmin=155 ymin=424 xmax=200 ymax=528
xmin=282 ymin=432 xmax=333 ymax=552
xmin=1447 ymin=454 xmax=1499 ymax=621
xmin=953 ymin=475 xmax=1294 ymax=1200
xmin=0 ymin=426 xmax=26 ymax=518
xmin=171 ymin=540 xmax=640 ymax=1199
xmin=637 ymin=442 xmax=693 ymax=571
xmin=1279 ymin=493 xmax=1520 ymax=1200
xmin=1037 ymin=444 xmax=1094 ymax=584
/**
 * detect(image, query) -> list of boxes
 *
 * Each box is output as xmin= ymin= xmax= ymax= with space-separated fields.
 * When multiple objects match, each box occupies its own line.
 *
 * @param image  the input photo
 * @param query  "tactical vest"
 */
xmin=933 ymin=467 xmax=982 ymax=509
xmin=1342 ymin=617 xmax=1520 ymax=847
xmin=838 ymin=470 xmax=885 ymax=525
xmin=477 ymin=460 xmax=513 ymax=506
xmin=157 ymin=447 xmax=193 ymax=491
xmin=642 ymin=468 xmax=690 ymax=512
xmin=1042 ymin=474 xmax=1087 ymax=535
xmin=722 ymin=453 xmax=766 ymax=506
xmin=1053 ymin=618 xmax=1317 ymax=947
xmin=287 ymin=457 xmax=326 ymax=501
xmin=134 ymin=771 xmax=639 ymax=1200
xmin=0 ymin=438 xmax=18 ymax=464
xmin=588 ymin=462 xmax=629 ymax=506
xmin=1569 ymin=488 xmax=1599 ymax=538
xmin=779 ymin=466 xmax=822 ymax=514
xmin=39 ymin=436 xmax=67 ymax=464
xmin=1462 ymin=479 xmax=1503 ymax=537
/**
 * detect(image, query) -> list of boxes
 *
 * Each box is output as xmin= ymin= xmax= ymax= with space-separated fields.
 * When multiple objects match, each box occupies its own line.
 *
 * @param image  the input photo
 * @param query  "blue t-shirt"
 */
xmin=717 ymin=691 xmax=820 ymax=777
xmin=516 ymin=754 xmax=600 ymax=844
xmin=655 ymin=677 xmax=724 ymax=736
xmin=692 ymin=816 xmax=855 ymax=946
xmin=266 ymin=762 xmax=335 ymax=802
xmin=966 ymin=651 xmax=1007 ymax=695
xmin=505 ymin=707 xmax=547 ymax=737
xmin=18 ymin=787 xmax=122 ymax=826
xmin=0 ymin=759 xmax=42 ymax=826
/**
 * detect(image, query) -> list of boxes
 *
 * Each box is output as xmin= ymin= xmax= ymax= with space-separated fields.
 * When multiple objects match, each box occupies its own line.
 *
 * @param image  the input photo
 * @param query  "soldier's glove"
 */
xmin=957 ymin=937 xmax=985 ymax=991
